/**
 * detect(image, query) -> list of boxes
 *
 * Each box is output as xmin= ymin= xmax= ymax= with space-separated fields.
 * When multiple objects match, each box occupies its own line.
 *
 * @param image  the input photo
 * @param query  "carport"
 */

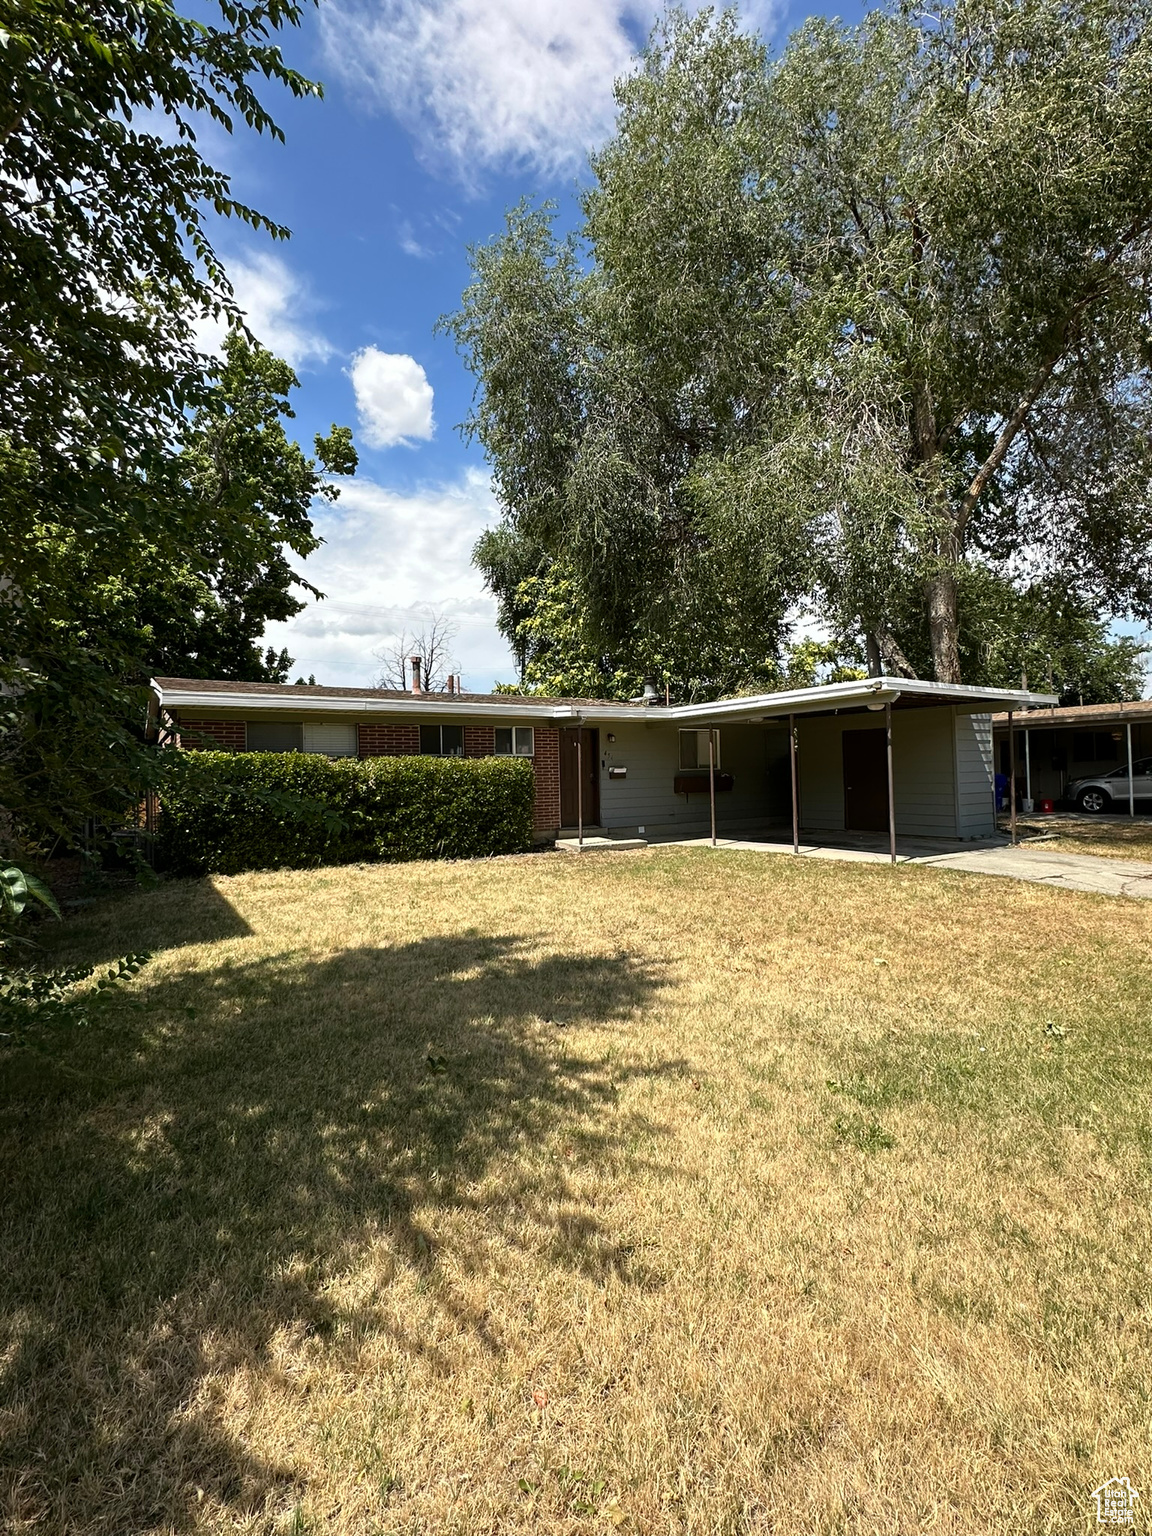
xmin=583 ymin=677 xmax=1058 ymax=861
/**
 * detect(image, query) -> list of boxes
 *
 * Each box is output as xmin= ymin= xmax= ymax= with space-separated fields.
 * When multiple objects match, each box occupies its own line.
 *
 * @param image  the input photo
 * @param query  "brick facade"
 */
xmin=358 ymin=723 xmax=420 ymax=757
xmin=178 ymin=718 xmax=247 ymax=751
xmin=531 ymin=727 xmax=561 ymax=837
xmin=464 ymin=725 xmax=495 ymax=758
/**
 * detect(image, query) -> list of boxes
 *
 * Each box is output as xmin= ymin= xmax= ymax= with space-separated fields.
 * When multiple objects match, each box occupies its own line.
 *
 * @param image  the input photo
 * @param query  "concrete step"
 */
xmin=556 ymin=835 xmax=649 ymax=854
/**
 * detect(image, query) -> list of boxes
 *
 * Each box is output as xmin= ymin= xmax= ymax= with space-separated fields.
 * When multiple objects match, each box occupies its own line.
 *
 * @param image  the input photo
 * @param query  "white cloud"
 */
xmin=321 ymin=0 xmax=644 ymax=177
xmin=397 ymin=218 xmax=433 ymax=258
xmin=349 ymin=347 xmax=435 ymax=449
xmin=196 ymin=251 xmax=333 ymax=370
xmin=263 ymin=469 xmax=517 ymax=688
xmin=321 ymin=0 xmax=780 ymax=179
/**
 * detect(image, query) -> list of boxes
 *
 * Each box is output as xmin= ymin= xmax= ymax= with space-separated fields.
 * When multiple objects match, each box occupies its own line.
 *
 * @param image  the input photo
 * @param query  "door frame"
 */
xmin=842 ymin=726 xmax=888 ymax=832
xmin=559 ymin=727 xmax=600 ymax=827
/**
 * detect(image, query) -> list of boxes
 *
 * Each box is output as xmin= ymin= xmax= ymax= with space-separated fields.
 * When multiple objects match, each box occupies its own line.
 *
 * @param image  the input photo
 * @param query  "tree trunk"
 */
xmin=875 ymin=626 xmax=919 ymax=679
xmin=926 ymin=554 xmax=962 ymax=683
xmin=910 ymin=378 xmax=963 ymax=683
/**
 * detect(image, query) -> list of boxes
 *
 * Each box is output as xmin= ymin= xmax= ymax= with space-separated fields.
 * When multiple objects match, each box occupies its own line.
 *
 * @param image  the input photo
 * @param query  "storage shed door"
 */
xmin=842 ymin=728 xmax=887 ymax=832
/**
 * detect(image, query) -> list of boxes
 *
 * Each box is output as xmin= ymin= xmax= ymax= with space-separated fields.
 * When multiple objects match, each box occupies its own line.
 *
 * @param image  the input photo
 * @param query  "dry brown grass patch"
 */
xmin=2 ymin=849 xmax=1150 ymax=1534
xmin=1020 ymin=816 xmax=1152 ymax=861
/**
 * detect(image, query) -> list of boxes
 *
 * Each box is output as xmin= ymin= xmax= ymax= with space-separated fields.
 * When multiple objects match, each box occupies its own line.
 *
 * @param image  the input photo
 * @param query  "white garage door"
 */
xmin=302 ymin=721 xmax=358 ymax=757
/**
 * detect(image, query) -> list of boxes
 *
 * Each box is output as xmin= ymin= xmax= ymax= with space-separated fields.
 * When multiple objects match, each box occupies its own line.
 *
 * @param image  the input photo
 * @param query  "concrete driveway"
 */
xmin=639 ymin=826 xmax=1152 ymax=900
xmin=919 ymin=843 xmax=1152 ymax=899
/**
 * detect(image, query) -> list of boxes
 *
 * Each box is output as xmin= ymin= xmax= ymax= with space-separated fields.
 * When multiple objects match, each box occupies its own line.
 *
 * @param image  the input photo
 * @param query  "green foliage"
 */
xmin=0 ymin=863 xmax=149 ymax=1049
xmin=449 ymin=0 xmax=1152 ymax=690
xmin=1 ymin=865 xmax=61 ymax=923
xmin=0 ymin=952 xmax=150 ymax=1051
xmin=157 ymin=753 xmax=537 ymax=875
xmin=92 ymin=334 xmax=357 ymax=685
xmin=0 ymin=0 xmax=333 ymax=851
xmin=954 ymin=574 xmax=1150 ymax=704
xmin=491 ymin=566 xmax=645 ymax=699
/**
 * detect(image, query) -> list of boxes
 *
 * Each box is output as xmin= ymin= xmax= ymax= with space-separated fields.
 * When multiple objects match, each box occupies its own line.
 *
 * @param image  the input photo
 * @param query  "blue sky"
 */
xmin=209 ymin=0 xmax=858 ymax=689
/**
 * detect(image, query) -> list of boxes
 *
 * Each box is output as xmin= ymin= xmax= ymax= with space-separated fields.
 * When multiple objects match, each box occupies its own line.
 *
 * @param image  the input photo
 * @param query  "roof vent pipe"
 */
xmin=410 ymin=656 xmax=422 ymax=694
xmin=642 ymin=677 xmax=658 ymax=702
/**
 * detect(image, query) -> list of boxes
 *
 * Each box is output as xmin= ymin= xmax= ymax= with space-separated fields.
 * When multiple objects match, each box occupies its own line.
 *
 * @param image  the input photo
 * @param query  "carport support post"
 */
xmin=708 ymin=728 xmax=717 ymax=847
xmin=1024 ymin=729 xmax=1031 ymax=806
xmin=577 ymin=729 xmax=583 ymax=848
xmin=1128 ymin=721 xmax=1135 ymax=817
xmin=789 ymin=713 xmax=799 ymax=855
xmin=885 ymin=699 xmax=896 ymax=865
xmin=1008 ymin=710 xmax=1018 ymax=846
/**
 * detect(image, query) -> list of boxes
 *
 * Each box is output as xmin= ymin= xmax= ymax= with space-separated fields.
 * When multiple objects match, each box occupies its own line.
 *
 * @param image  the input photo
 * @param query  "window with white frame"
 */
xmin=419 ymin=723 xmax=464 ymax=756
xmin=495 ymin=726 xmax=535 ymax=757
xmin=679 ymin=728 xmax=719 ymax=770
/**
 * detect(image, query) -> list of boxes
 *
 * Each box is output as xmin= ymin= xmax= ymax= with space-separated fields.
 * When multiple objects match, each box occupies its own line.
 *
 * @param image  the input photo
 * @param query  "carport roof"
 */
xmin=152 ymin=674 xmax=1056 ymax=724
xmin=990 ymin=698 xmax=1152 ymax=729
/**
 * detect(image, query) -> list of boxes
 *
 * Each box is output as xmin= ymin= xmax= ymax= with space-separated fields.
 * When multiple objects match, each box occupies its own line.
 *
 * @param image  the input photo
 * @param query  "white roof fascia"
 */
xmin=151 ymin=680 xmax=604 ymax=722
xmin=151 ymin=674 xmax=1058 ymax=724
xmin=585 ymin=677 xmax=1059 ymax=722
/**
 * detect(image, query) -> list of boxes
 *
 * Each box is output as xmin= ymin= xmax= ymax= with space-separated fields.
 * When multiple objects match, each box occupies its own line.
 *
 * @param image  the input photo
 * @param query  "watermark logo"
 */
xmin=1092 ymin=1477 xmax=1140 ymax=1526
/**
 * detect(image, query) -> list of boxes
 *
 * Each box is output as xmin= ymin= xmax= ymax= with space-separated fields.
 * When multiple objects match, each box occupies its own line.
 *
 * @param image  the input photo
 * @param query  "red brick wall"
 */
xmin=532 ymin=727 xmax=561 ymax=837
xmin=178 ymin=718 xmax=246 ymax=751
xmin=358 ymin=723 xmax=420 ymax=757
xmin=464 ymin=725 xmax=495 ymax=758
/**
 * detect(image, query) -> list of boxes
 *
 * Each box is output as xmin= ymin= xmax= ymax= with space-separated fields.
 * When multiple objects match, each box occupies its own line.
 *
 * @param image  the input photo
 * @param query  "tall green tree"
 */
xmin=448 ymin=1 xmax=1152 ymax=693
xmin=0 ymin=0 xmax=328 ymax=849
xmin=92 ymin=335 xmax=357 ymax=685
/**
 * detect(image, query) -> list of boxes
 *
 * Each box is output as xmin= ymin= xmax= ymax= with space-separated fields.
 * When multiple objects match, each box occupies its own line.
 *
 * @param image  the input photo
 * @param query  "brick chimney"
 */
xmin=446 ymin=675 xmax=455 ymax=695
xmin=410 ymin=655 xmax=422 ymax=694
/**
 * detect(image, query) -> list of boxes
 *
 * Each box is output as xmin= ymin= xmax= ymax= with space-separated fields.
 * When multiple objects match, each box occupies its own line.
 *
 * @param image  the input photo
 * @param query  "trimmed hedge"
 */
xmin=158 ymin=751 xmax=536 ymax=875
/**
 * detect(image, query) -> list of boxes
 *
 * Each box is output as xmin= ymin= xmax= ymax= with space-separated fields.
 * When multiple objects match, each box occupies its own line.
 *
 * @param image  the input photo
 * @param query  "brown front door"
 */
xmin=842 ymin=728 xmax=888 ymax=832
xmin=559 ymin=728 xmax=600 ymax=827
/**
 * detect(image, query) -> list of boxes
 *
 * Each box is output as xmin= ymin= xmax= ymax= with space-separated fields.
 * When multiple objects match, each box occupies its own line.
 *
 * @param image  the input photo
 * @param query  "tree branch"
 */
xmin=955 ymin=216 xmax=1152 ymax=538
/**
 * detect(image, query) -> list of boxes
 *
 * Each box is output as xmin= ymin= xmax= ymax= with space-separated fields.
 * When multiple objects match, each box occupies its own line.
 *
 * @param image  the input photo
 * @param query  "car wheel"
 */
xmin=1077 ymin=787 xmax=1110 ymax=814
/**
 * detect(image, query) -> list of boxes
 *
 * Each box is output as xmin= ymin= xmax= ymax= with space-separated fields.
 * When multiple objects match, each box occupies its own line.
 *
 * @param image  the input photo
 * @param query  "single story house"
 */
xmin=152 ymin=674 xmax=1056 ymax=851
xmin=992 ymin=698 xmax=1152 ymax=808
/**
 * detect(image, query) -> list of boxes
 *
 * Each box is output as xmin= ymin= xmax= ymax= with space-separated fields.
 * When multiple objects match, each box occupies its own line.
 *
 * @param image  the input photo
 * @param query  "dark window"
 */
xmin=1072 ymin=730 xmax=1120 ymax=762
xmin=419 ymin=723 xmax=463 ymax=756
xmin=246 ymin=721 xmax=302 ymax=753
xmin=679 ymin=728 xmax=719 ymax=769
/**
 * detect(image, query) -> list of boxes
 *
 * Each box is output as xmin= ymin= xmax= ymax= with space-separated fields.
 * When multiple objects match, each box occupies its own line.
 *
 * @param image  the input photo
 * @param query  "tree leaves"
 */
xmin=450 ymin=0 xmax=1152 ymax=692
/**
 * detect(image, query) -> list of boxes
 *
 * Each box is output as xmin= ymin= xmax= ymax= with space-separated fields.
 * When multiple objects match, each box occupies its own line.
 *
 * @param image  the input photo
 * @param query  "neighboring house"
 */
xmin=992 ymin=699 xmax=1152 ymax=808
xmin=151 ymin=674 xmax=1055 ymax=845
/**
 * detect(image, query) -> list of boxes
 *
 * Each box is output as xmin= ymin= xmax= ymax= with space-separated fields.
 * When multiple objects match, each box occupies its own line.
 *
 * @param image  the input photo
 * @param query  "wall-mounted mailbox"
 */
xmin=674 ymin=771 xmax=735 ymax=795
xmin=607 ymin=765 xmax=627 ymax=779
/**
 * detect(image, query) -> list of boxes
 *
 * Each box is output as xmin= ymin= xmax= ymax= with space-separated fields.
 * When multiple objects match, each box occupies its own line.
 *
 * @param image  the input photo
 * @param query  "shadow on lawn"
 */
xmin=0 ymin=929 xmax=672 ymax=1535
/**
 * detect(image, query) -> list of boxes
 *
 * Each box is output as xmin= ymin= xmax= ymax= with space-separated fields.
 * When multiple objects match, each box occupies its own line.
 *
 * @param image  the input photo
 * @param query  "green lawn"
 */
xmin=2 ymin=849 xmax=1150 ymax=1534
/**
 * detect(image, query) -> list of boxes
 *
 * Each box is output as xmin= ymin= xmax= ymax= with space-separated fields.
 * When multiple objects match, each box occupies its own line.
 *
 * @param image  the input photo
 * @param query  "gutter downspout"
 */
xmin=1128 ymin=721 xmax=1135 ymax=818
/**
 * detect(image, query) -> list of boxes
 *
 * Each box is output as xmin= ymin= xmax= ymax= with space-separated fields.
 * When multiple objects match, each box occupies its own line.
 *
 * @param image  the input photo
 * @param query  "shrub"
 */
xmin=157 ymin=751 xmax=536 ymax=875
